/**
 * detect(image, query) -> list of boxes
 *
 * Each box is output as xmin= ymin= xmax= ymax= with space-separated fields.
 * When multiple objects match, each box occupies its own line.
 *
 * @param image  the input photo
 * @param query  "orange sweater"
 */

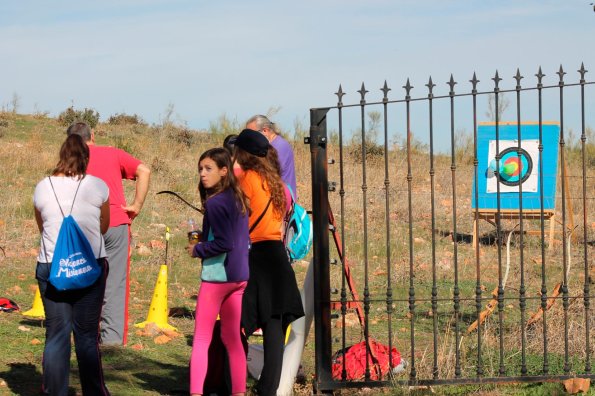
xmin=239 ymin=170 xmax=282 ymax=243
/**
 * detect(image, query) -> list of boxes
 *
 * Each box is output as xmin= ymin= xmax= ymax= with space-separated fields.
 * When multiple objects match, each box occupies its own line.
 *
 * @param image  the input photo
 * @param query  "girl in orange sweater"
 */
xmin=233 ymin=129 xmax=304 ymax=396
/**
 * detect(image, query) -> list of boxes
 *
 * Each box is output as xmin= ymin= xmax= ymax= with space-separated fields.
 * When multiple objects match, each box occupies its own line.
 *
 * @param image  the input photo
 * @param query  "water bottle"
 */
xmin=187 ymin=218 xmax=200 ymax=244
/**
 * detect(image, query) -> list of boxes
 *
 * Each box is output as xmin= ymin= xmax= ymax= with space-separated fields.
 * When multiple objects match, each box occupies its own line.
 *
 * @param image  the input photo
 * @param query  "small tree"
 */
xmin=11 ymin=92 xmax=20 ymax=114
xmin=58 ymin=106 xmax=100 ymax=128
xmin=349 ymin=111 xmax=385 ymax=162
xmin=108 ymin=113 xmax=146 ymax=126
xmin=485 ymin=93 xmax=510 ymax=122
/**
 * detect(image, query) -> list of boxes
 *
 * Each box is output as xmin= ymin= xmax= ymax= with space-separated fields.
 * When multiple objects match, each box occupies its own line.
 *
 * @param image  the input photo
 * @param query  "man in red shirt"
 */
xmin=67 ymin=122 xmax=151 ymax=345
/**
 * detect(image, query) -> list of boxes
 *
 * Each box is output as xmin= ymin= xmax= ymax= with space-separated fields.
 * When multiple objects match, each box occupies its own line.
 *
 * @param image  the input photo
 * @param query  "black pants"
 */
xmin=257 ymin=316 xmax=287 ymax=396
xmin=36 ymin=260 xmax=110 ymax=396
xmin=241 ymin=241 xmax=304 ymax=395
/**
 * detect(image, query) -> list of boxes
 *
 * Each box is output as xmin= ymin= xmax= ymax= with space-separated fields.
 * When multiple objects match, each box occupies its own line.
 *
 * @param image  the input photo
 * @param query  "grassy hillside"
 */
xmin=0 ymin=112 xmax=315 ymax=396
xmin=0 ymin=111 xmax=593 ymax=395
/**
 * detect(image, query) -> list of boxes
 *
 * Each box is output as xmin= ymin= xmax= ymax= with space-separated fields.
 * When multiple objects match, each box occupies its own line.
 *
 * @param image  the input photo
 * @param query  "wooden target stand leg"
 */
xmin=472 ymin=210 xmax=557 ymax=251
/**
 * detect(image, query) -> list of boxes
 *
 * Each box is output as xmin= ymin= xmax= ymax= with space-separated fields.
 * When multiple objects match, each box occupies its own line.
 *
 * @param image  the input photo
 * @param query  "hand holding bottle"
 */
xmin=187 ymin=218 xmax=201 ymax=244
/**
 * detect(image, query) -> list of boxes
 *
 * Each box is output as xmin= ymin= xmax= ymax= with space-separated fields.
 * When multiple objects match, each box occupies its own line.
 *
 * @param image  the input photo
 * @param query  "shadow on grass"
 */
xmin=437 ymin=229 xmax=502 ymax=245
xmin=0 ymin=363 xmax=43 ymax=395
xmin=19 ymin=318 xmax=45 ymax=327
xmin=0 ymin=349 xmax=190 ymax=395
xmin=169 ymin=306 xmax=194 ymax=319
xmin=101 ymin=346 xmax=189 ymax=395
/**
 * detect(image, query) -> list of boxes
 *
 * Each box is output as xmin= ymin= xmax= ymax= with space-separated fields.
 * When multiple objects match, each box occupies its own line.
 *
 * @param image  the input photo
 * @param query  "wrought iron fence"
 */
xmin=307 ymin=64 xmax=594 ymax=392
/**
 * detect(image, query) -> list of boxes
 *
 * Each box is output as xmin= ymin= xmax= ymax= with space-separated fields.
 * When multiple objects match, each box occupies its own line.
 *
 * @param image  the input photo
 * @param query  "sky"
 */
xmin=0 ymin=1 xmax=593 ymax=147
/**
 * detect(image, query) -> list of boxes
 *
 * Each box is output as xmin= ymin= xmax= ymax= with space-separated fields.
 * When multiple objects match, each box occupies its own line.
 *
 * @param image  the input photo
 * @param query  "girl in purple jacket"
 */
xmin=187 ymin=148 xmax=250 ymax=396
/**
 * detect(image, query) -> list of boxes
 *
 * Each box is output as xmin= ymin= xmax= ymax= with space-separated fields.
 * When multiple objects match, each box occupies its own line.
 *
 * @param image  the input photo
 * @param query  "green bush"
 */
xmin=107 ymin=113 xmax=146 ymax=126
xmin=58 ymin=106 xmax=100 ymax=128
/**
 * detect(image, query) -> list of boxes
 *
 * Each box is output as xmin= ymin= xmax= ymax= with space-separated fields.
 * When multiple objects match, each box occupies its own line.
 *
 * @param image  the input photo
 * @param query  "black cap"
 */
xmin=235 ymin=129 xmax=269 ymax=157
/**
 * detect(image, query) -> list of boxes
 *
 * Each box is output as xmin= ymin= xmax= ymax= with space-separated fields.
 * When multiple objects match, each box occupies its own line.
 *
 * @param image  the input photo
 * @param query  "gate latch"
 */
xmin=304 ymin=136 xmax=327 ymax=147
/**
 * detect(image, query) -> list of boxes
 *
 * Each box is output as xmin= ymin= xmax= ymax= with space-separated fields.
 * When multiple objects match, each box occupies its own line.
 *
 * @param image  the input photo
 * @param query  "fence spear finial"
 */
xmin=403 ymin=78 xmax=413 ymax=99
xmin=448 ymin=74 xmax=457 ymax=96
xmin=381 ymin=80 xmax=391 ymax=103
xmin=578 ymin=63 xmax=588 ymax=82
xmin=358 ymin=82 xmax=368 ymax=105
xmin=514 ymin=68 xmax=524 ymax=89
xmin=557 ymin=65 xmax=566 ymax=85
xmin=536 ymin=67 xmax=545 ymax=87
xmin=470 ymin=72 xmax=479 ymax=93
xmin=426 ymin=76 xmax=435 ymax=98
xmin=492 ymin=71 xmax=502 ymax=92
xmin=335 ymin=84 xmax=345 ymax=106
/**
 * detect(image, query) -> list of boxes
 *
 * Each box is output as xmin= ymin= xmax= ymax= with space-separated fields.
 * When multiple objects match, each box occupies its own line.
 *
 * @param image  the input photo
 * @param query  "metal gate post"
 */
xmin=309 ymin=107 xmax=333 ymax=393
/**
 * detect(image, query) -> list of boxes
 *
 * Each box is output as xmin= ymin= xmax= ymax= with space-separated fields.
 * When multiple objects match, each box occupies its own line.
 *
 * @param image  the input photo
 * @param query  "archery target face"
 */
xmin=486 ymin=139 xmax=539 ymax=193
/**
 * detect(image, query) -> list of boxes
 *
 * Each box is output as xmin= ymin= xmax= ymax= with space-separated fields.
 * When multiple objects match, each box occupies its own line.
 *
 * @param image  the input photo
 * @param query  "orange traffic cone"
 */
xmin=22 ymin=285 xmax=45 ymax=319
xmin=135 ymin=227 xmax=177 ymax=331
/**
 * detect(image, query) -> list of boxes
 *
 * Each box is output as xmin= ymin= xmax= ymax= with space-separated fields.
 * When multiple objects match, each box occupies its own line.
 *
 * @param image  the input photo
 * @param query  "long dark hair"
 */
xmin=198 ymin=147 xmax=249 ymax=215
xmin=52 ymin=134 xmax=89 ymax=178
xmin=234 ymin=145 xmax=286 ymax=219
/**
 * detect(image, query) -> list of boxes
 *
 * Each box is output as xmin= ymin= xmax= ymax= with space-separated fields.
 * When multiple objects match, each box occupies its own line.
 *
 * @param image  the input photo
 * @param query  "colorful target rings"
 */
xmin=496 ymin=147 xmax=533 ymax=186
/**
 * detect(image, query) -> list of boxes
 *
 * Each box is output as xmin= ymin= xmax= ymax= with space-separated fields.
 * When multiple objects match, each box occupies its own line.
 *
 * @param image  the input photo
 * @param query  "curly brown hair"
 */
xmin=234 ymin=146 xmax=286 ymax=219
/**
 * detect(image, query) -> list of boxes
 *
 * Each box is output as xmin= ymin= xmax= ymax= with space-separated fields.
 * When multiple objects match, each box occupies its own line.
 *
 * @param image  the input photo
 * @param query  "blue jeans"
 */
xmin=36 ymin=260 xmax=110 ymax=396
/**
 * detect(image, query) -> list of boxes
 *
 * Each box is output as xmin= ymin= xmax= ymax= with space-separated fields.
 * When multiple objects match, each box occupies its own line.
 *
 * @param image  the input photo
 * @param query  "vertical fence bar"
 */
xmin=514 ymin=69 xmax=528 ymax=376
xmin=310 ymin=107 xmax=333 ymax=390
xmin=470 ymin=73 xmax=483 ymax=378
xmin=381 ymin=81 xmax=395 ymax=372
xmin=335 ymin=86 xmax=348 ymax=381
xmin=447 ymin=75 xmax=462 ymax=378
xmin=357 ymin=83 xmax=372 ymax=380
xmin=578 ymin=63 xmax=591 ymax=375
xmin=557 ymin=66 xmax=570 ymax=375
xmin=536 ymin=67 xmax=549 ymax=375
xmin=404 ymin=79 xmax=417 ymax=381
xmin=493 ymin=71 xmax=506 ymax=376
xmin=427 ymin=77 xmax=439 ymax=380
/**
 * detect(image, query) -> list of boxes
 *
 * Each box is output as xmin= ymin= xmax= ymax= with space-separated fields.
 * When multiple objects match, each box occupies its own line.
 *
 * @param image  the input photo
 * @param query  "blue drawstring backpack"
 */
xmin=47 ymin=177 xmax=102 ymax=291
xmin=283 ymin=186 xmax=313 ymax=262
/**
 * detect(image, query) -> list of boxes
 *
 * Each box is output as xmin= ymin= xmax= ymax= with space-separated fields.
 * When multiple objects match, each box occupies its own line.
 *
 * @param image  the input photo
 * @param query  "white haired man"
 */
xmin=245 ymin=115 xmax=297 ymax=198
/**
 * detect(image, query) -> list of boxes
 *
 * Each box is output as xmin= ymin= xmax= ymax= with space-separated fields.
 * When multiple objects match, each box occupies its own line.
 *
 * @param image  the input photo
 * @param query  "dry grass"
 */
xmin=323 ymin=129 xmax=595 ymax=386
xmin=0 ymin=112 xmax=593 ymax=395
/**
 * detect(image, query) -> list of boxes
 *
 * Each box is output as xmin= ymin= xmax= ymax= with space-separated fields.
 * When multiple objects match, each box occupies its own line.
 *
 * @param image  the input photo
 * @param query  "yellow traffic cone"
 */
xmin=135 ymin=264 xmax=177 ymax=331
xmin=22 ymin=286 xmax=45 ymax=318
xmin=136 ymin=227 xmax=177 ymax=331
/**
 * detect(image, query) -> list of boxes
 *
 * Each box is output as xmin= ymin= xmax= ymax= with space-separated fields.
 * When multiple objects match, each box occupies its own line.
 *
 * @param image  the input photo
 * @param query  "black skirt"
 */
xmin=241 ymin=240 xmax=305 ymax=335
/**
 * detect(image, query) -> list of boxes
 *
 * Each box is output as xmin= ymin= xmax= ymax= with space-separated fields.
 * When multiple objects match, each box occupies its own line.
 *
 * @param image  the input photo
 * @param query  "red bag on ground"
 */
xmin=331 ymin=338 xmax=401 ymax=380
xmin=0 ymin=298 xmax=19 ymax=312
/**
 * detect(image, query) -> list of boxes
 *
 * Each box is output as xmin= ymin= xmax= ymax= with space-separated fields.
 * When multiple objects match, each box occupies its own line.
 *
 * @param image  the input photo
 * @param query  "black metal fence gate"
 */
xmin=307 ymin=64 xmax=594 ymax=392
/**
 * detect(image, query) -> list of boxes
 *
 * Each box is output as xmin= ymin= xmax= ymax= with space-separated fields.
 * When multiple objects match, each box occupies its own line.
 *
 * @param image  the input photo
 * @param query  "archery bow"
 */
xmin=156 ymin=191 xmax=202 ymax=213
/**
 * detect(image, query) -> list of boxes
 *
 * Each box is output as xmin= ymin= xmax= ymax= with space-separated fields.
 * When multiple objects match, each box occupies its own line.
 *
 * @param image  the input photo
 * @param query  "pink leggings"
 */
xmin=190 ymin=281 xmax=247 ymax=395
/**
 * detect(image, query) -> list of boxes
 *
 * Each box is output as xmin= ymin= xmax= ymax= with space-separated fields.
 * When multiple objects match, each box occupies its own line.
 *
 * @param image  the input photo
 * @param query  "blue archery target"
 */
xmin=472 ymin=123 xmax=560 ymax=210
